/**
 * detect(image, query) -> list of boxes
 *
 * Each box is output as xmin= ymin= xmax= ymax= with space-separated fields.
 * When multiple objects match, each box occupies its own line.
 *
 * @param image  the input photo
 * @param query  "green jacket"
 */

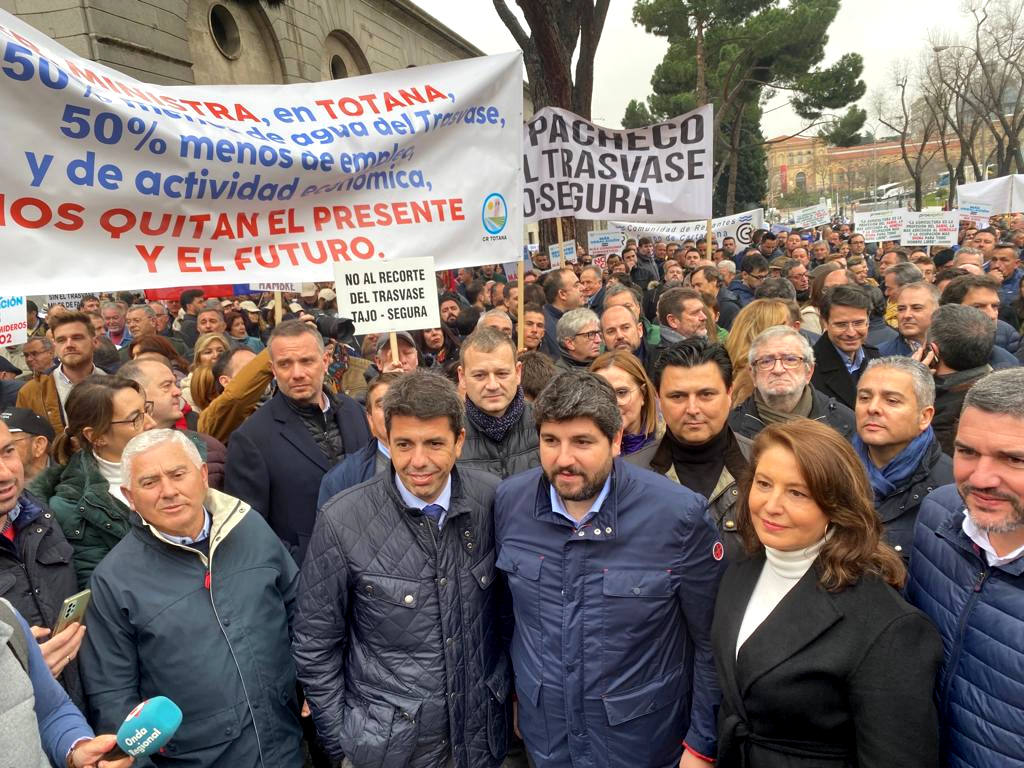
xmin=28 ymin=450 xmax=131 ymax=590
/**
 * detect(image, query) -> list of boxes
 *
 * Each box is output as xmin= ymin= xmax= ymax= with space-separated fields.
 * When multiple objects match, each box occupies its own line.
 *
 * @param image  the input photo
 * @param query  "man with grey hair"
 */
xmin=100 ymin=301 xmax=130 ymax=350
xmin=952 ymin=246 xmax=984 ymax=270
xmin=17 ymin=336 xmax=55 ymax=380
xmin=906 ymin=367 xmax=1024 ymax=768
xmin=729 ymin=325 xmax=855 ymax=441
xmin=494 ymin=370 xmax=724 ymax=767
xmin=927 ymin=305 xmax=996 ymax=455
xmin=80 ymin=428 xmax=304 ymax=767
xmin=878 ymin=281 xmax=939 ymax=357
xmin=555 ymin=307 xmax=601 ymax=371
xmin=853 ymin=357 xmax=953 ymax=560
xmin=294 ymin=371 xmax=510 ymax=768
xmin=121 ymin=304 xmax=188 ymax=360
xmin=477 ymin=308 xmax=514 ymax=338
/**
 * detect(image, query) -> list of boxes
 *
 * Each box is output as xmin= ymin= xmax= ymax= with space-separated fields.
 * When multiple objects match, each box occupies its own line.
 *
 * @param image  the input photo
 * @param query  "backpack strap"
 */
xmin=0 ymin=599 xmax=30 ymax=673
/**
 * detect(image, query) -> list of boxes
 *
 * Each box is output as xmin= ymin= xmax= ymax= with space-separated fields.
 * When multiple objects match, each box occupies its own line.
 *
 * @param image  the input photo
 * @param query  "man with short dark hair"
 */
xmin=600 ymin=304 xmax=644 ymax=359
xmin=224 ymin=320 xmax=370 ymax=563
xmin=691 ymin=266 xmax=739 ymax=329
xmin=657 ymin=287 xmax=709 ymax=344
xmin=178 ymin=288 xmax=206 ymax=347
xmin=731 ymin=253 xmax=770 ymax=307
xmin=642 ymin=339 xmax=750 ymax=557
xmin=541 ymin=268 xmax=582 ymax=358
xmin=905 ymin=368 xmax=1024 ymax=768
xmin=811 ymin=285 xmax=880 ymax=409
xmin=17 ymin=312 xmax=106 ymax=435
xmin=295 ymin=371 xmax=510 ymax=768
xmin=988 ymin=242 xmax=1022 ymax=306
xmin=495 ymin=370 xmax=724 ymax=768
xmin=940 ymin=274 xmax=1021 ymax=353
xmin=928 ymin=304 xmax=997 ymax=455
xmin=854 ymin=357 xmax=953 ymax=560
xmin=632 ymin=237 xmax=661 ymax=287
xmin=457 ymin=327 xmax=540 ymax=478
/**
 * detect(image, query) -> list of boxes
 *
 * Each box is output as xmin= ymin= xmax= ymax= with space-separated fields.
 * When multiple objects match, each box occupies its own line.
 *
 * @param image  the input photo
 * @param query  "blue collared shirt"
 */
xmin=832 ymin=341 xmax=865 ymax=374
xmin=377 ymin=440 xmax=391 ymax=460
xmin=394 ymin=472 xmax=453 ymax=528
xmin=153 ymin=508 xmax=211 ymax=547
xmin=549 ymin=474 xmax=612 ymax=529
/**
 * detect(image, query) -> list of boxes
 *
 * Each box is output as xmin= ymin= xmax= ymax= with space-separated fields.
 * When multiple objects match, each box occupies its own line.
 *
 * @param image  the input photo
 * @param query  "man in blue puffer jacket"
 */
xmin=906 ymin=367 xmax=1024 ymax=768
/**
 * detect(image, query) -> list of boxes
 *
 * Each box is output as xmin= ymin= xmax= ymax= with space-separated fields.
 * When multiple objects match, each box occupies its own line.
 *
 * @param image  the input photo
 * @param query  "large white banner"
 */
xmin=957 ymin=174 xmax=1024 ymax=214
xmin=854 ymin=209 xmax=906 ymax=243
xmin=0 ymin=12 xmax=523 ymax=295
xmin=610 ymin=208 xmax=764 ymax=247
xmin=523 ymin=105 xmax=713 ymax=222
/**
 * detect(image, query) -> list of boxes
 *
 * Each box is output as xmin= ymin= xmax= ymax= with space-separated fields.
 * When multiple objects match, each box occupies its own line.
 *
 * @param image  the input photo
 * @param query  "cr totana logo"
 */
xmin=482 ymin=193 xmax=508 ymax=235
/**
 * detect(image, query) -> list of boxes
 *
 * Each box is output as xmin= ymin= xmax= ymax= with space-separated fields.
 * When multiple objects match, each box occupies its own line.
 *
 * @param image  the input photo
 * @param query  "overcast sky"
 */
xmin=415 ymin=0 xmax=967 ymax=139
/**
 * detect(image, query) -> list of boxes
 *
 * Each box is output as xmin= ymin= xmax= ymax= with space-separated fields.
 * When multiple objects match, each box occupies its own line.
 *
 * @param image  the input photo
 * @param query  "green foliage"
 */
xmin=819 ymin=106 xmax=868 ymax=146
xmin=715 ymin=105 xmax=769 ymax=212
xmin=622 ymin=99 xmax=654 ymax=129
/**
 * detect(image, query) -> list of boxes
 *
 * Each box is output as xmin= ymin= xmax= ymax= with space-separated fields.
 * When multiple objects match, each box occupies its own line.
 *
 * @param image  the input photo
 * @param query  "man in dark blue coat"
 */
xmin=494 ymin=370 xmax=725 ymax=768
xmin=225 ymin=320 xmax=370 ymax=563
xmin=906 ymin=368 xmax=1024 ymax=768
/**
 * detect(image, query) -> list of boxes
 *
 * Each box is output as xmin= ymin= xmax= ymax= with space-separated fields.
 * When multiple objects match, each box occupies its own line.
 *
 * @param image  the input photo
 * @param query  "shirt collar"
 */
xmin=153 ymin=508 xmax=212 ymax=547
xmin=831 ymin=340 xmax=865 ymax=373
xmin=394 ymin=471 xmax=452 ymax=512
xmin=377 ymin=439 xmax=391 ymax=459
xmin=550 ymin=473 xmax=612 ymax=529
xmin=962 ymin=508 xmax=1024 ymax=567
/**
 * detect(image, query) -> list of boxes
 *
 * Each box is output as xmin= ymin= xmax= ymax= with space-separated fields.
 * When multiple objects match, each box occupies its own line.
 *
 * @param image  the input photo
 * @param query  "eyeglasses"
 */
xmin=612 ymin=385 xmax=639 ymax=403
xmin=573 ymin=330 xmax=602 ymax=341
xmin=753 ymin=354 xmax=807 ymax=372
xmin=829 ymin=319 xmax=868 ymax=332
xmin=110 ymin=400 xmax=154 ymax=430
xmin=749 ymin=272 xmax=768 ymax=281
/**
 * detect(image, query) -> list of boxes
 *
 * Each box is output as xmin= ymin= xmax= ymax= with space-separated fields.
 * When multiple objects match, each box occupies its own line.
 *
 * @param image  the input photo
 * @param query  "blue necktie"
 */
xmin=422 ymin=504 xmax=444 ymax=528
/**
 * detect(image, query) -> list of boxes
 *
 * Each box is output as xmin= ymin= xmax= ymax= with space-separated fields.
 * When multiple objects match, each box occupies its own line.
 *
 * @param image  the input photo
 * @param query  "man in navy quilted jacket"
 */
xmin=906 ymin=367 xmax=1024 ymax=768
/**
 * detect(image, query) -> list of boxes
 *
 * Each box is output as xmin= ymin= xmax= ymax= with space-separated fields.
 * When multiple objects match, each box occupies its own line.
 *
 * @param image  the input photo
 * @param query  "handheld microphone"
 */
xmin=101 ymin=696 xmax=183 ymax=761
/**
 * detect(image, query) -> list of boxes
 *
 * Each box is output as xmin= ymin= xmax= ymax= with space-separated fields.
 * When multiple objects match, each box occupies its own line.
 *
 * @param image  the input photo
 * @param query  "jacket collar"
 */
xmin=935 ymin=498 xmax=1024 ymax=576
xmin=268 ymin=390 xmax=334 ymax=470
xmin=382 ymin=464 xmax=471 ymax=524
xmin=131 ymin=488 xmax=248 ymax=567
xmin=531 ymin=460 xmax=621 ymax=540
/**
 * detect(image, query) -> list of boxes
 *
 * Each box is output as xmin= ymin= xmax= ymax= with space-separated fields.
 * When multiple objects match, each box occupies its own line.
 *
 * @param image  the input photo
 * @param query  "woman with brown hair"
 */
xmin=29 ymin=376 xmax=155 ymax=588
xmin=710 ymin=419 xmax=942 ymax=768
xmin=590 ymin=350 xmax=662 ymax=466
xmin=724 ymin=299 xmax=794 ymax=405
xmin=128 ymin=334 xmax=190 ymax=379
xmin=181 ymin=332 xmax=231 ymax=410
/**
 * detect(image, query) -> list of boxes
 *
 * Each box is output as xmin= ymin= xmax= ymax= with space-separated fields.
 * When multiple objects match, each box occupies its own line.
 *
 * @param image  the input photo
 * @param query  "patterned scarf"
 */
xmin=465 ymin=387 xmax=526 ymax=443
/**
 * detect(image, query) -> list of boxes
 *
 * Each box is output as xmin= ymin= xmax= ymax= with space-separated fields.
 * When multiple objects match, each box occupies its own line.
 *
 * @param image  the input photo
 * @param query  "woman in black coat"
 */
xmin=711 ymin=419 xmax=942 ymax=768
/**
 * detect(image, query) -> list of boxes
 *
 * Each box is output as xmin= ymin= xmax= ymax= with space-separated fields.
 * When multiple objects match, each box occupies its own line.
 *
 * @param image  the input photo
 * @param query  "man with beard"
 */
xmin=728 ymin=326 xmax=854 ymax=441
xmin=600 ymin=304 xmax=648 ymax=369
xmin=494 ymin=370 xmax=724 ymax=768
xmin=439 ymin=292 xmax=463 ymax=330
xmin=906 ymin=368 xmax=1024 ymax=768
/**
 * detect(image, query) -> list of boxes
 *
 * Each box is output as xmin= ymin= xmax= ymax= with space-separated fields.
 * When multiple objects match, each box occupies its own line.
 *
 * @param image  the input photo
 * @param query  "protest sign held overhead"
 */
xmin=587 ymin=230 xmax=626 ymax=268
xmin=610 ymin=208 xmax=764 ymax=247
xmin=0 ymin=296 xmax=28 ymax=346
xmin=251 ymin=282 xmax=303 ymax=293
xmin=899 ymin=210 xmax=959 ymax=247
xmin=523 ymin=105 xmax=713 ymax=222
xmin=334 ymin=257 xmax=439 ymax=335
xmin=792 ymin=202 xmax=830 ymax=229
xmin=854 ymin=209 xmax=906 ymax=243
xmin=548 ymin=241 xmax=577 ymax=265
xmin=0 ymin=11 xmax=523 ymax=295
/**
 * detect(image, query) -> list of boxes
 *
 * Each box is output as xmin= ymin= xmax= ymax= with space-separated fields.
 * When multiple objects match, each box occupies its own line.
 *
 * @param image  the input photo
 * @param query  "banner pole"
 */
xmin=705 ymin=219 xmax=713 ymax=262
xmin=389 ymin=331 xmax=400 ymax=366
xmin=517 ymin=258 xmax=526 ymax=351
xmin=555 ymin=217 xmax=565 ymax=263
xmin=273 ymin=290 xmax=283 ymax=326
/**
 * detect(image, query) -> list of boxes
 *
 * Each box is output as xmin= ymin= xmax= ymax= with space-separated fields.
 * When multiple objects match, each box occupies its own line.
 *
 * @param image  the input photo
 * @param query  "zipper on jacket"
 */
xmin=938 ymin=566 xmax=989 ymax=711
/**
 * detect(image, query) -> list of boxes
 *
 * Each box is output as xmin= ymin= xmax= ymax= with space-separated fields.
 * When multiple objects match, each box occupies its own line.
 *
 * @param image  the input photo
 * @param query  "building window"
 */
xmin=795 ymin=171 xmax=807 ymax=191
xmin=330 ymin=55 xmax=347 ymax=79
xmin=210 ymin=3 xmax=241 ymax=60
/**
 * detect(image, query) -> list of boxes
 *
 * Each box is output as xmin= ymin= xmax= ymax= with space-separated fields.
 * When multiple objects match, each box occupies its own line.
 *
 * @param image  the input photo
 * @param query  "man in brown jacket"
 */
xmin=16 ymin=312 xmax=105 ymax=435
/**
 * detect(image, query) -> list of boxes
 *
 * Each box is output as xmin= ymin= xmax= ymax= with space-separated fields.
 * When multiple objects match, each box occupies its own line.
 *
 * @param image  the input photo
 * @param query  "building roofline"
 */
xmin=384 ymin=0 xmax=487 ymax=57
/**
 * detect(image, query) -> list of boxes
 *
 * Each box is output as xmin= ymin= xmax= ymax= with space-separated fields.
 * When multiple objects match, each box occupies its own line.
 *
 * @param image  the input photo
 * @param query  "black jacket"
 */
xmin=224 ymin=389 xmax=370 ymax=563
xmin=717 ymin=286 xmax=741 ymax=331
xmin=0 ymin=491 xmax=84 ymax=708
xmin=932 ymin=366 xmax=991 ymax=456
xmin=873 ymin=437 xmax=953 ymax=561
xmin=293 ymin=468 xmax=511 ymax=768
xmin=457 ymin=404 xmax=540 ymax=479
xmin=810 ymin=336 xmax=879 ymax=410
xmin=712 ymin=555 xmax=942 ymax=768
xmin=728 ymin=388 xmax=855 ymax=442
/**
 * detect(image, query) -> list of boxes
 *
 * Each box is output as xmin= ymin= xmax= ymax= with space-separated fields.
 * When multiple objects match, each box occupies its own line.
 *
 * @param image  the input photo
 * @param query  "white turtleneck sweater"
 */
xmin=736 ymin=538 xmax=827 ymax=658
xmin=94 ymin=453 xmax=128 ymax=506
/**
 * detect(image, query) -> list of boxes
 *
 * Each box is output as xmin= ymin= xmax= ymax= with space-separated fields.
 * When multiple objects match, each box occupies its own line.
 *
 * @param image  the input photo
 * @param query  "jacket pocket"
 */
xmin=512 ymin=659 xmax=551 ymax=757
xmin=601 ymin=569 xmax=673 ymax=655
xmin=161 ymin=702 xmax=244 ymax=758
xmin=496 ymin=545 xmax=543 ymax=631
xmin=485 ymin=655 xmax=511 ymax=759
xmin=601 ymin=666 xmax=689 ymax=766
xmin=354 ymin=573 xmax=424 ymax=651
xmin=36 ymin=538 xmax=74 ymax=566
xmin=340 ymin=688 xmax=423 ymax=768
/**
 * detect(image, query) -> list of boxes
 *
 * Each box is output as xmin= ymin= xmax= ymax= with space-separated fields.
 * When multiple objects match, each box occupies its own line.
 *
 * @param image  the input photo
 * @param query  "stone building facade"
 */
xmin=0 ymin=0 xmax=484 ymax=86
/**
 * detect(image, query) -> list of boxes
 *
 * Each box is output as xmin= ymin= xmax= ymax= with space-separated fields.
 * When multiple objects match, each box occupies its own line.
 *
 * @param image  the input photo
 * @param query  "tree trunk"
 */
xmin=725 ymin=107 xmax=745 ymax=215
xmin=695 ymin=19 xmax=707 ymax=107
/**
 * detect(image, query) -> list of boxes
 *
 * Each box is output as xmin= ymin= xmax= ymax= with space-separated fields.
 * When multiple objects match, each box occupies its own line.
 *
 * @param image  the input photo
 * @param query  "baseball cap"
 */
xmin=374 ymin=331 xmax=416 ymax=353
xmin=318 ymin=288 xmax=336 ymax=302
xmin=300 ymin=283 xmax=318 ymax=298
xmin=0 ymin=357 xmax=22 ymax=376
xmin=0 ymin=407 xmax=56 ymax=441
xmin=288 ymin=302 xmax=303 ymax=314
xmin=238 ymin=300 xmax=260 ymax=312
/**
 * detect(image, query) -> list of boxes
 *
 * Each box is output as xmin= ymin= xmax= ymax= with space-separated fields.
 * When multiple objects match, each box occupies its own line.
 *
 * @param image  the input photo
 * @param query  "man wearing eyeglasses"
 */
xmin=729 ymin=253 xmax=770 ymax=307
xmin=554 ymin=308 xmax=602 ymax=371
xmin=811 ymin=285 xmax=880 ymax=409
xmin=729 ymin=326 xmax=855 ymax=441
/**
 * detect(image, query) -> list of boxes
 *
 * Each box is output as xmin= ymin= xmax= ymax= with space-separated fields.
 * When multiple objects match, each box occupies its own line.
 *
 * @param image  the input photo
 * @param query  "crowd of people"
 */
xmin=1 ymin=215 xmax=1023 ymax=768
